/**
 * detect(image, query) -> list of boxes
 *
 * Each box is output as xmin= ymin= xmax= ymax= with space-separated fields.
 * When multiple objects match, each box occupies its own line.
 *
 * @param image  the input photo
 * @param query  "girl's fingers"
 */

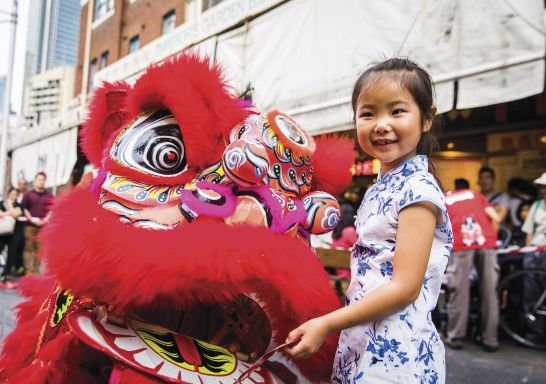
xmin=291 ymin=346 xmax=310 ymax=360
xmin=286 ymin=328 xmax=303 ymax=343
xmin=286 ymin=339 xmax=309 ymax=358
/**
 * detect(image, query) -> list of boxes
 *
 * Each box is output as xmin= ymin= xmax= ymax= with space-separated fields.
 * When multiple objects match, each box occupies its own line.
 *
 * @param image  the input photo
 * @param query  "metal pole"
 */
xmin=0 ymin=0 xmax=17 ymax=197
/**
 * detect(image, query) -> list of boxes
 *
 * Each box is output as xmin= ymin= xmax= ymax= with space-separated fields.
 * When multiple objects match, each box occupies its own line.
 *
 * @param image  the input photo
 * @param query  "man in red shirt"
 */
xmin=445 ymin=178 xmax=501 ymax=352
xmin=21 ymin=172 xmax=53 ymax=275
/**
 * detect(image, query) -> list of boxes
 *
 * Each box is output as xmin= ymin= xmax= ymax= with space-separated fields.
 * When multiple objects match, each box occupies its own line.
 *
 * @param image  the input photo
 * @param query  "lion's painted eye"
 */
xmin=111 ymin=109 xmax=188 ymax=177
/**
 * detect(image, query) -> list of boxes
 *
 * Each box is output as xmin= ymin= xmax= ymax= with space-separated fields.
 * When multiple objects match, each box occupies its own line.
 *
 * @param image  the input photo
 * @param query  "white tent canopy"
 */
xmin=210 ymin=0 xmax=545 ymax=134
xmin=10 ymin=127 xmax=78 ymax=189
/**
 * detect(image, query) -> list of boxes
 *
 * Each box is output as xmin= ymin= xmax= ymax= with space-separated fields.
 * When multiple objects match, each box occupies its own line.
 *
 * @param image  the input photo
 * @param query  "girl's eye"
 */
xmin=393 ymin=109 xmax=405 ymax=115
xmin=360 ymin=111 xmax=373 ymax=118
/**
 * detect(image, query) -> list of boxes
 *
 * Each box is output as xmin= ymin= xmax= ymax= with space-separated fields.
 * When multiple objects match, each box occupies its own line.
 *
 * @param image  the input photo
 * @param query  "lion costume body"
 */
xmin=0 ymin=55 xmax=353 ymax=383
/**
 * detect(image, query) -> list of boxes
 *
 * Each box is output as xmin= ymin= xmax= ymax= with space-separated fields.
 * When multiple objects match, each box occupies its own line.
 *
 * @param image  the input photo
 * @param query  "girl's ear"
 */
xmin=423 ymin=106 xmax=437 ymax=133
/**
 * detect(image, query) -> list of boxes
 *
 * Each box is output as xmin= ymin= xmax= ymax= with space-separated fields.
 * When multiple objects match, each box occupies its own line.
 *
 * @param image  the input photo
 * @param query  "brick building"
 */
xmin=76 ymin=0 xmax=191 ymax=97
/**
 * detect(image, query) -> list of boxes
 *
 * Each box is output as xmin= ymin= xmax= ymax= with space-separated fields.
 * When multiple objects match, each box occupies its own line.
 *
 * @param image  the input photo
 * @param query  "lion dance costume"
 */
xmin=0 ymin=55 xmax=353 ymax=383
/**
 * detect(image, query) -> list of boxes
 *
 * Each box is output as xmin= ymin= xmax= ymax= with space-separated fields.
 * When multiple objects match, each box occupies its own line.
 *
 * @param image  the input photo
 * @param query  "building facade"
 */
xmin=22 ymin=0 xmax=80 ymax=111
xmin=7 ymin=0 xmax=546 ymax=193
xmin=76 ymin=0 xmax=188 ymax=97
xmin=23 ymin=66 xmax=76 ymax=128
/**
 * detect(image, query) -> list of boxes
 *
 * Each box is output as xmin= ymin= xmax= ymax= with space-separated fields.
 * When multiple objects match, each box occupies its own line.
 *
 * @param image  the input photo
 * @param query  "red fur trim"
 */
xmin=0 ymin=276 xmax=56 ymax=379
xmin=4 ymin=333 xmax=104 ymax=384
xmin=81 ymin=82 xmax=132 ymax=168
xmin=311 ymin=135 xmax=355 ymax=197
xmin=111 ymin=364 xmax=164 ymax=384
xmin=38 ymin=187 xmax=340 ymax=381
xmin=127 ymin=54 xmax=249 ymax=172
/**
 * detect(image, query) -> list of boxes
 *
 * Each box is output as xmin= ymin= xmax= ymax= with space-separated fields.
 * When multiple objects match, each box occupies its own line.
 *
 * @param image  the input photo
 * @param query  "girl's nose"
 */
xmin=374 ymin=117 xmax=392 ymax=133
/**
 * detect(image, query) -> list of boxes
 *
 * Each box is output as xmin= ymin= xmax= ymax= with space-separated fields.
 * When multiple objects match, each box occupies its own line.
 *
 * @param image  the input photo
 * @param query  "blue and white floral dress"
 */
xmin=332 ymin=155 xmax=453 ymax=384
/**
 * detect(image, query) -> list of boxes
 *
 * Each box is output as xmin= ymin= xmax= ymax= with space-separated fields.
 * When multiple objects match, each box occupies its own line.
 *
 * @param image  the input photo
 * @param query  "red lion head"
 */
xmin=0 ymin=55 xmax=354 ymax=384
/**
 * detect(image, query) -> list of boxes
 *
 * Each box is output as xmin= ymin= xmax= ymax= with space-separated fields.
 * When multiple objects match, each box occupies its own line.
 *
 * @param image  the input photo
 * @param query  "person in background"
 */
xmin=0 ymin=188 xmax=24 ymax=281
xmin=522 ymin=172 xmax=546 ymax=247
xmin=17 ymin=178 xmax=28 ymax=204
xmin=520 ymin=172 xmax=546 ymax=343
xmin=507 ymin=177 xmax=536 ymax=246
xmin=444 ymin=178 xmax=501 ymax=351
xmin=478 ymin=167 xmax=510 ymax=224
xmin=21 ymin=172 xmax=53 ymax=275
xmin=511 ymin=200 xmax=533 ymax=247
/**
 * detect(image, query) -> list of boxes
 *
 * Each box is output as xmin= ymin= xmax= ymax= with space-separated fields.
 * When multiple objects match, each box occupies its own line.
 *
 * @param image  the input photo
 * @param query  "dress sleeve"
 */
xmin=397 ymin=173 xmax=448 ymax=225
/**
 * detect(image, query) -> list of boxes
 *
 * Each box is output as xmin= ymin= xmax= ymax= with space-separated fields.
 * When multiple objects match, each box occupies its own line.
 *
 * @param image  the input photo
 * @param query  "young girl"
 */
xmin=286 ymin=58 xmax=454 ymax=383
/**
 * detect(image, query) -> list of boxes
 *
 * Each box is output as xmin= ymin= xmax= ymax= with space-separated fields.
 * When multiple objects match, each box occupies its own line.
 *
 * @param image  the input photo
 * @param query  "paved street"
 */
xmin=0 ymin=287 xmax=545 ymax=382
xmin=0 ymin=288 xmax=23 ymax=341
xmin=445 ymin=340 xmax=546 ymax=384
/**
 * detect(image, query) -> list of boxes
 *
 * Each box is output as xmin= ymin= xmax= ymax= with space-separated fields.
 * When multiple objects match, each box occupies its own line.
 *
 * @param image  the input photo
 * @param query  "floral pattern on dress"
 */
xmin=333 ymin=155 xmax=453 ymax=384
xmin=365 ymin=324 xmax=410 ymax=370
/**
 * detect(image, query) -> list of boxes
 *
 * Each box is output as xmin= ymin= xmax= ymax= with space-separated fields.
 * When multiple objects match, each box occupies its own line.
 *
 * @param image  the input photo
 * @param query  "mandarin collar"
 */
xmin=376 ymin=155 xmax=428 ymax=184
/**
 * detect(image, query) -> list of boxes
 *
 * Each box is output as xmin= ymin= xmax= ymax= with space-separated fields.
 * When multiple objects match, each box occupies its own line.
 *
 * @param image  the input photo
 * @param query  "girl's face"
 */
xmin=355 ymin=77 xmax=432 ymax=174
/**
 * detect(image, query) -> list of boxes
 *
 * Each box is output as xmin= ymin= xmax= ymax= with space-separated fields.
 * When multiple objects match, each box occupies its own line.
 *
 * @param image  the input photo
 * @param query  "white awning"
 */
xmin=11 ymin=127 xmax=78 ymax=188
xmin=211 ymin=0 xmax=545 ymax=134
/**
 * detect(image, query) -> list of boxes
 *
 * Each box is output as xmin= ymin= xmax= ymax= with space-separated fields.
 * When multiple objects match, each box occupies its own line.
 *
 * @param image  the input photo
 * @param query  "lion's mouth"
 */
xmin=70 ymin=294 xmax=278 ymax=383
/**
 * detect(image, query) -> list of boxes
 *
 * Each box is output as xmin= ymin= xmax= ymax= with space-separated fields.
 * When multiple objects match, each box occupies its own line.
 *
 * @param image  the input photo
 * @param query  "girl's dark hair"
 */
xmin=351 ymin=58 xmax=442 ymax=175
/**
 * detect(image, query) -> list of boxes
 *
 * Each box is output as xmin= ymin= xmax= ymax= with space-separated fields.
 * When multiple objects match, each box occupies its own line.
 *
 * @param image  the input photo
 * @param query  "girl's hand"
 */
xmin=285 ymin=317 xmax=329 ymax=359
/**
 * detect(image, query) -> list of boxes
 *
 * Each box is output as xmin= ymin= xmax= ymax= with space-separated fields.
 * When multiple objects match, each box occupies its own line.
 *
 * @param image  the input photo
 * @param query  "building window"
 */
xmin=184 ymin=0 xmax=199 ymax=23
xmin=162 ymin=10 xmax=176 ymax=34
xmin=129 ymin=35 xmax=140 ymax=53
xmin=202 ymin=0 xmax=225 ymax=11
xmin=100 ymin=51 xmax=109 ymax=69
xmin=89 ymin=58 xmax=97 ymax=91
xmin=94 ymin=0 xmax=114 ymax=21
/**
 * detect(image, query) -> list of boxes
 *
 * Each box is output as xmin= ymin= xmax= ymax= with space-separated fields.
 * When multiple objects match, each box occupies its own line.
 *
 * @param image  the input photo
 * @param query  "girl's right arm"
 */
xmin=286 ymin=201 xmax=438 ymax=359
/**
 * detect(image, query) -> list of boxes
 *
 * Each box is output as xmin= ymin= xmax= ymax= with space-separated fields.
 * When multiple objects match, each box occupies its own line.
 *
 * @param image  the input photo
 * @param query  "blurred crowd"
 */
xmin=0 ymin=172 xmax=52 ymax=286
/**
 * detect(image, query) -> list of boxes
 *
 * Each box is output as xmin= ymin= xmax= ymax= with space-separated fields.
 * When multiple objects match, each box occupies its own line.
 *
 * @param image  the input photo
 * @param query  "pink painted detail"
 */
xmin=237 ymin=185 xmax=307 ymax=234
xmin=90 ymin=168 xmax=108 ymax=198
xmin=178 ymin=181 xmax=237 ymax=218
xmin=108 ymin=363 xmax=124 ymax=384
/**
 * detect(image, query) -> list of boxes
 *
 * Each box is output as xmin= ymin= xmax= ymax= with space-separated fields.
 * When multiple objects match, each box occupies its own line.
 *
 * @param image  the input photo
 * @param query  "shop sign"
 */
xmin=487 ymin=128 xmax=546 ymax=152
